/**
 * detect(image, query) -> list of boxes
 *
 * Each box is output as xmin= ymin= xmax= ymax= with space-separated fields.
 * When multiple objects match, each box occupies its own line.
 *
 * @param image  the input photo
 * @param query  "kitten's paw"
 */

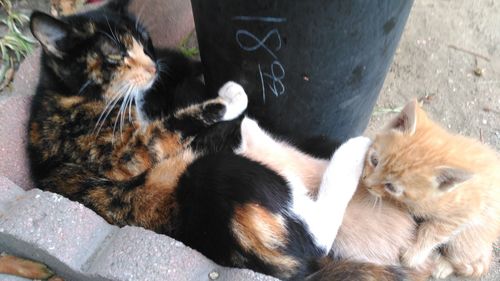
xmin=453 ymin=256 xmax=491 ymax=278
xmin=218 ymin=81 xmax=248 ymax=121
xmin=402 ymin=247 xmax=429 ymax=269
xmin=432 ymin=256 xmax=454 ymax=279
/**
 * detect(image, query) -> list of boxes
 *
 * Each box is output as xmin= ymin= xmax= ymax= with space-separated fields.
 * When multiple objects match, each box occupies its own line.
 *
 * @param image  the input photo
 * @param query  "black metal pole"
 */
xmin=191 ymin=0 xmax=414 ymax=143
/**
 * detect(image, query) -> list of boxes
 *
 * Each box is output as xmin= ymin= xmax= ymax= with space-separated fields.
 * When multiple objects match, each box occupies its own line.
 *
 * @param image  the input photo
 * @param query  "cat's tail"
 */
xmin=305 ymin=257 xmax=430 ymax=281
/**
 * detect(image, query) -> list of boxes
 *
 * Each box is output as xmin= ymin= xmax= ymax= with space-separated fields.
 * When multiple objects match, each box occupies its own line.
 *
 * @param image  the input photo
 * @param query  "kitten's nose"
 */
xmin=145 ymin=65 xmax=157 ymax=75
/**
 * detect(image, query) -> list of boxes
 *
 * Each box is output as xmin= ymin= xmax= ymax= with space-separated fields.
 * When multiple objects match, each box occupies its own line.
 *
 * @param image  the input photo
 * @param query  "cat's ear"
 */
xmin=104 ymin=0 xmax=131 ymax=14
xmin=30 ymin=11 xmax=71 ymax=58
xmin=385 ymin=99 xmax=418 ymax=135
xmin=435 ymin=166 xmax=473 ymax=192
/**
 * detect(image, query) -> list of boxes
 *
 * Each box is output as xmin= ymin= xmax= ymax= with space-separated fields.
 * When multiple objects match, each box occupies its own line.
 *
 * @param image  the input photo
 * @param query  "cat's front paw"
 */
xmin=432 ymin=255 xmax=454 ymax=279
xmin=453 ymin=255 xmax=491 ymax=278
xmin=218 ymin=81 xmax=248 ymax=121
xmin=323 ymin=136 xmax=371 ymax=200
xmin=402 ymin=247 xmax=429 ymax=269
xmin=331 ymin=136 xmax=372 ymax=174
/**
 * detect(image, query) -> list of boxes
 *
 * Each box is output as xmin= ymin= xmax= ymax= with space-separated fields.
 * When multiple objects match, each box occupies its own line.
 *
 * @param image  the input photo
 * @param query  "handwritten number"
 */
xmin=235 ymin=29 xmax=281 ymax=59
xmin=234 ymin=18 xmax=287 ymax=102
xmin=262 ymin=61 xmax=285 ymax=97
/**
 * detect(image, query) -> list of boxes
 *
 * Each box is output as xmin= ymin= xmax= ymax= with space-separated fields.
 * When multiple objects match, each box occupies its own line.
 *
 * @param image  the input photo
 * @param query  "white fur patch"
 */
xmin=236 ymin=117 xmax=276 ymax=154
xmin=236 ymin=117 xmax=372 ymax=252
xmin=235 ymin=117 xmax=371 ymax=251
xmin=292 ymin=136 xmax=372 ymax=251
xmin=218 ymin=81 xmax=248 ymax=121
xmin=134 ymin=93 xmax=149 ymax=125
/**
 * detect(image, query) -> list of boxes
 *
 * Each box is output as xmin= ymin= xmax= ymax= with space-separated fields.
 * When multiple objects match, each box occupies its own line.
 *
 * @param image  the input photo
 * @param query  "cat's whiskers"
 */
xmin=93 ymin=83 xmax=128 ymax=135
xmin=370 ymin=195 xmax=383 ymax=214
xmin=156 ymin=60 xmax=171 ymax=77
xmin=126 ymin=88 xmax=135 ymax=123
xmin=116 ymin=89 xmax=129 ymax=139
xmin=135 ymin=0 xmax=151 ymax=31
xmin=113 ymin=83 xmax=136 ymax=140
xmin=122 ymin=85 xmax=137 ymax=130
xmin=105 ymin=16 xmax=120 ymax=44
xmin=78 ymin=80 xmax=92 ymax=95
xmin=377 ymin=196 xmax=383 ymax=214
xmin=371 ymin=195 xmax=377 ymax=210
xmin=98 ymin=30 xmax=119 ymax=46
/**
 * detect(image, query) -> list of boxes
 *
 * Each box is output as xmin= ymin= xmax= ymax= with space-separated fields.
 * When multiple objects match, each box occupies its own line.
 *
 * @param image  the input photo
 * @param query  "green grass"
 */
xmin=178 ymin=29 xmax=199 ymax=58
xmin=0 ymin=0 xmax=37 ymax=91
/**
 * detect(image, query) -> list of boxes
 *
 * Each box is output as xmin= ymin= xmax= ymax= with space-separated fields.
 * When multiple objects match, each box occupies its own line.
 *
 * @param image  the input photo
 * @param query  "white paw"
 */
xmin=218 ymin=81 xmax=248 ymax=121
xmin=432 ymin=257 xmax=454 ymax=279
xmin=330 ymin=136 xmax=372 ymax=176
xmin=320 ymin=136 xmax=371 ymax=202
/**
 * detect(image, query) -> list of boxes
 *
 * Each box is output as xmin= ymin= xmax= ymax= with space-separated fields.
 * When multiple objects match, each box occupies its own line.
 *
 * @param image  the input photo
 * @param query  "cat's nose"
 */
xmin=145 ymin=65 xmax=156 ymax=75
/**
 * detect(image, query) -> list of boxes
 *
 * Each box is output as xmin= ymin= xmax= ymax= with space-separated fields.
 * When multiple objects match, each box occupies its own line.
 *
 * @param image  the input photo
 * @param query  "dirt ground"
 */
xmin=367 ymin=0 xmax=500 ymax=150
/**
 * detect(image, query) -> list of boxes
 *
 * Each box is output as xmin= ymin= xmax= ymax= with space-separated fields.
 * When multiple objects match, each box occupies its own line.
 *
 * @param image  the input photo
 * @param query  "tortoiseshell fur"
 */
xmin=28 ymin=4 xmax=241 ymax=233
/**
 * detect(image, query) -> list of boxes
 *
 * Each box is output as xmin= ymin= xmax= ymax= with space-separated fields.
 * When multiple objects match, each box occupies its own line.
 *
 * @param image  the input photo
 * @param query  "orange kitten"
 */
xmin=362 ymin=100 xmax=500 ymax=279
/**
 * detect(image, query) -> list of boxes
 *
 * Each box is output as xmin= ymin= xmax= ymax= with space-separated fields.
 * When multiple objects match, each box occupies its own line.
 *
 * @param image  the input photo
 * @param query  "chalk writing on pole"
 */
xmin=233 ymin=16 xmax=286 ymax=103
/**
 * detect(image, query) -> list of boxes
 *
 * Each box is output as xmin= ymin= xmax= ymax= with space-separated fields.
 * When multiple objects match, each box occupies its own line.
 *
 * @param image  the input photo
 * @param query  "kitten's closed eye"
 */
xmin=384 ymin=183 xmax=396 ymax=193
xmin=370 ymin=153 xmax=379 ymax=167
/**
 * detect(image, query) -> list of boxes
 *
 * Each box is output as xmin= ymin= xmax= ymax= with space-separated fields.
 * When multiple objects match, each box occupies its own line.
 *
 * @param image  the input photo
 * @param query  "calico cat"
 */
xmin=22 ymin=1 xmax=408 ymax=280
xmin=362 ymin=100 xmax=500 ymax=279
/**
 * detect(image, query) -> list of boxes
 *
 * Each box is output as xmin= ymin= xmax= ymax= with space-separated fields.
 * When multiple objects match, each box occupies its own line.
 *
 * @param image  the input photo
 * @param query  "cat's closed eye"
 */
xmin=370 ymin=153 xmax=379 ymax=167
xmin=384 ymin=183 xmax=396 ymax=193
xmin=105 ymin=53 xmax=123 ymax=65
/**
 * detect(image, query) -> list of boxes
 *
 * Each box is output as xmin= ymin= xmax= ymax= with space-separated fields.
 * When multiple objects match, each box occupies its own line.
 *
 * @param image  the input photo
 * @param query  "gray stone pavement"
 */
xmin=0 ymin=177 xmax=278 ymax=281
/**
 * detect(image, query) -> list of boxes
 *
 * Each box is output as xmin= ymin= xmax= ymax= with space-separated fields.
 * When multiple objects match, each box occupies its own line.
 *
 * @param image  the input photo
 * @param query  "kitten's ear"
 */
xmin=386 ymin=99 xmax=418 ymax=135
xmin=30 ymin=11 xmax=71 ymax=58
xmin=435 ymin=166 xmax=473 ymax=192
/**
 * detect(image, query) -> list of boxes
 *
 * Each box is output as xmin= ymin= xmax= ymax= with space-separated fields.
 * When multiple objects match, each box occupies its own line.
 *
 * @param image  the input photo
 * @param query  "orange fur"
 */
xmin=363 ymin=100 xmax=500 ymax=278
xmin=132 ymin=151 xmax=196 ymax=232
xmin=331 ymin=187 xmax=415 ymax=266
xmin=231 ymin=203 xmax=299 ymax=278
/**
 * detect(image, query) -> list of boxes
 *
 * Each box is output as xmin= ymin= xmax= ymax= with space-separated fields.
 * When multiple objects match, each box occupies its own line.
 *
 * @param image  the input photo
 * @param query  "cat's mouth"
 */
xmin=130 ymin=70 xmax=157 ymax=92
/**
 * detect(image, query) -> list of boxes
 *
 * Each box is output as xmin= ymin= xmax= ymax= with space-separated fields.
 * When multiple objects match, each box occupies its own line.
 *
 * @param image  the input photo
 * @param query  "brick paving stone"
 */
xmin=0 ymin=189 xmax=117 ymax=277
xmin=87 ymin=226 xmax=277 ymax=281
